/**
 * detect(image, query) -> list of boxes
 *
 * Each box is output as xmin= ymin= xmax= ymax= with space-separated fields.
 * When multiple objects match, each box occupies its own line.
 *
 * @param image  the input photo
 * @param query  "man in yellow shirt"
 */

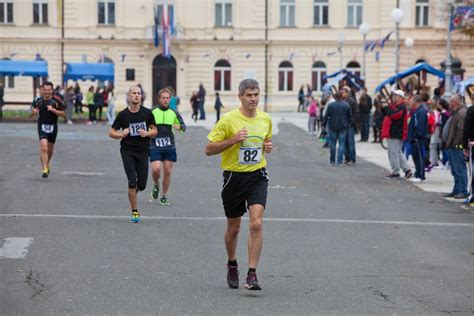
xmin=205 ymin=79 xmax=273 ymax=291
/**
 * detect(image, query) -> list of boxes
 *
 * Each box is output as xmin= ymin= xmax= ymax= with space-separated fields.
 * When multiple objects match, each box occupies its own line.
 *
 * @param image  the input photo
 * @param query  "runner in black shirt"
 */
xmin=32 ymin=82 xmax=66 ymax=178
xmin=109 ymin=86 xmax=157 ymax=223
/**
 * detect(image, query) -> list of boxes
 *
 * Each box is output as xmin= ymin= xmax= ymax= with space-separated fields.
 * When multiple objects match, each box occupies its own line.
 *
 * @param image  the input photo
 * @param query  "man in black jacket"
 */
xmin=359 ymin=87 xmax=372 ymax=142
xmin=341 ymin=86 xmax=359 ymax=165
xmin=323 ymin=91 xmax=352 ymax=165
xmin=463 ymin=101 xmax=474 ymax=205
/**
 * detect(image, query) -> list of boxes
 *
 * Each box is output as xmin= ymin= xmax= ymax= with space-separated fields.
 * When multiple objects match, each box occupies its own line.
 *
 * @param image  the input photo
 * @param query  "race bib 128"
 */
xmin=129 ymin=122 xmax=147 ymax=136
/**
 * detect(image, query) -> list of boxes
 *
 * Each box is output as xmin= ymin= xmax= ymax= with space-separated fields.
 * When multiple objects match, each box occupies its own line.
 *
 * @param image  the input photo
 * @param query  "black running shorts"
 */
xmin=121 ymin=153 xmax=149 ymax=192
xmin=37 ymin=123 xmax=58 ymax=143
xmin=221 ymin=168 xmax=269 ymax=218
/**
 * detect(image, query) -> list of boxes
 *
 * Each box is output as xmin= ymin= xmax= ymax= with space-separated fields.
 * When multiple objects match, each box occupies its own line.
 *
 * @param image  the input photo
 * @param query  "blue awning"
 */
xmin=322 ymin=73 xmax=347 ymax=93
xmin=0 ymin=60 xmax=48 ymax=77
xmin=456 ymin=76 xmax=474 ymax=96
xmin=375 ymin=62 xmax=445 ymax=93
xmin=323 ymin=70 xmax=345 ymax=80
xmin=64 ymin=62 xmax=114 ymax=82
xmin=322 ymin=72 xmax=363 ymax=93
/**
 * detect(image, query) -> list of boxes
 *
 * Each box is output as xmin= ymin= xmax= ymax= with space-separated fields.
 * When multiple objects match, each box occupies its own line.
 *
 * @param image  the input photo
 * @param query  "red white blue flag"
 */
xmin=162 ymin=2 xmax=171 ymax=57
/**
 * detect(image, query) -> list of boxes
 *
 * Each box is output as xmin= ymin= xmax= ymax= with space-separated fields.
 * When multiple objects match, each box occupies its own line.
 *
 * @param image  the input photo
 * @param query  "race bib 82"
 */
xmin=238 ymin=136 xmax=263 ymax=165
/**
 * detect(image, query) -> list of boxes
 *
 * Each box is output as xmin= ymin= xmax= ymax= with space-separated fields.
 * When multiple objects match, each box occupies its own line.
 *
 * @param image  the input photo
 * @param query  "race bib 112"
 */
xmin=155 ymin=137 xmax=172 ymax=148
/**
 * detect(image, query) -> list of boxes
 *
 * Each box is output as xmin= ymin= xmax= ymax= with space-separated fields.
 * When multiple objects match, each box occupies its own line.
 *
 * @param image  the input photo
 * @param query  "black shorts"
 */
xmin=37 ymin=123 xmax=58 ymax=143
xmin=221 ymin=168 xmax=269 ymax=218
xmin=121 ymin=153 xmax=149 ymax=192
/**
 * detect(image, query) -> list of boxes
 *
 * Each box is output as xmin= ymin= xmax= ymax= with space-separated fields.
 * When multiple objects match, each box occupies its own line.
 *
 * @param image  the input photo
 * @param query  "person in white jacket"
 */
xmin=106 ymin=85 xmax=116 ymax=125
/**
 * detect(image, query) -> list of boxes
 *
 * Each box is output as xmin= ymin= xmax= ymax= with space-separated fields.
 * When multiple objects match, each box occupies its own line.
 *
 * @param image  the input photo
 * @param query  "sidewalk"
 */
xmin=274 ymin=112 xmax=464 ymax=202
xmin=187 ymin=111 xmax=463 ymax=203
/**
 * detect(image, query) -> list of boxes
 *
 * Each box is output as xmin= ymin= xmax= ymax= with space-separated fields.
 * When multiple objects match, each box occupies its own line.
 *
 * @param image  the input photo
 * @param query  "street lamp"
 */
xmin=445 ymin=0 xmax=454 ymax=98
xmin=338 ymin=32 xmax=345 ymax=71
xmin=391 ymin=8 xmax=404 ymax=74
xmin=358 ymin=22 xmax=371 ymax=82
xmin=404 ymin=37 xmax=414 ymax=65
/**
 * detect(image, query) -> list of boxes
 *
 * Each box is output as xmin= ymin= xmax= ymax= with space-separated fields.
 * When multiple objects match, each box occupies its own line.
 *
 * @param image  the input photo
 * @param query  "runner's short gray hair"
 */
xmin=238 ymin=79 xmax=260 ymax=95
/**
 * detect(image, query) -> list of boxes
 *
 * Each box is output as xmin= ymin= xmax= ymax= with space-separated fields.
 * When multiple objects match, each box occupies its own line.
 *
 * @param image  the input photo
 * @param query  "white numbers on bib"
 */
xmin=129 ymin=122 xmax=147 ymax=136
xmin=41 ymin=124 xmax=54 ymax=134
xmin=155 ymin=137 xmax=171 ymax=148
xmin=239 ymin=147 xmax=262 ymax=165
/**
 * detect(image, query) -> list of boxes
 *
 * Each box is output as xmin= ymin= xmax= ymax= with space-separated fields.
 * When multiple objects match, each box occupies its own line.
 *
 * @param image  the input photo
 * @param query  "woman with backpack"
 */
xmin=307 ymin=96 xmax=318 ymax=135
xmin=428 ymin=101 xmax=442 ymax=170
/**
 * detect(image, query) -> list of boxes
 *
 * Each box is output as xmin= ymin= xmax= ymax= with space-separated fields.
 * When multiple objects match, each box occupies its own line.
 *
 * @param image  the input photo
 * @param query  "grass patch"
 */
xmin=1 ymin=109 xmax=94 ymax=121
xmin=2 ymin=109 xmax=34 ymax=119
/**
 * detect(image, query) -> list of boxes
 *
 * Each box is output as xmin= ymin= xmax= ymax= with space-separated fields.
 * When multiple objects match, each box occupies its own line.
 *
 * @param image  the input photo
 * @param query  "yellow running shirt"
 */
xmin=207 ymin=108 xmax=272 ymax=172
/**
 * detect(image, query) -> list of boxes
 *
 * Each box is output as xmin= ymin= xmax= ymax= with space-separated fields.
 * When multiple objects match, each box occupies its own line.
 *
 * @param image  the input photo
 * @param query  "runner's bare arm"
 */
xmin=109 ymin=127 xmax=129 ymax=139
xmin=46 ymin=105 xmax=65 ymax=117
xmin=205 ymin=128 xmax=247 ymax=156
xmin=263 ymin=139 xmax=273 ymax=153
xmin=139 ymin=125 xmax=157 ymax=138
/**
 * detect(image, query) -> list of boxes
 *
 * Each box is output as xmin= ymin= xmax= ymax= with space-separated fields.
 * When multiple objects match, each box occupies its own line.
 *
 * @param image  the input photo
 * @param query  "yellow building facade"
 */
xmin=0 ymin=0 xmax=472 ymax=111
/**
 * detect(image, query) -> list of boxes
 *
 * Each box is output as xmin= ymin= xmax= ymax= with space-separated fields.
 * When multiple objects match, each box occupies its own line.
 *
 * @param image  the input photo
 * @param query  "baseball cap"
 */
xmin=391 ymin=89 xmax=405 ymax=98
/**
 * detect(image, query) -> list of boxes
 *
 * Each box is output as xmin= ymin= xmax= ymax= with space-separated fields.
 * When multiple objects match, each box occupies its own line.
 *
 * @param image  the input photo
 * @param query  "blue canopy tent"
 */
xmin=456 ymin=76 xmax=474 ymax=97
xmin=0 ymin=60 xmax=48 ymax=77
xmin=64 ymin=62 xmax=114 ymax=82
xmin=0 ymin=60 xmax=49 ymax=103
xmin=375 ymin=62 xmax=445 ymax=93
xmin=322 ymin=70 xmax=363 ymax=94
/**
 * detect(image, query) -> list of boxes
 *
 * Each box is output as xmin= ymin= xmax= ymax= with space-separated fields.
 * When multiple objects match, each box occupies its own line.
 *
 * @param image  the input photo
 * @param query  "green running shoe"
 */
xmin=151 ymin=184 xmax=159 ymax=200
xmin=160 ymin=196 xmax=171 ymax=206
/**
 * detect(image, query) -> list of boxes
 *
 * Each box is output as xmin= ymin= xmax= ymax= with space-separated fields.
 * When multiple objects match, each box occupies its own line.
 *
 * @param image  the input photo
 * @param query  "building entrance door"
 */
xmin=152 ymin=54 xmax=176 ymax=104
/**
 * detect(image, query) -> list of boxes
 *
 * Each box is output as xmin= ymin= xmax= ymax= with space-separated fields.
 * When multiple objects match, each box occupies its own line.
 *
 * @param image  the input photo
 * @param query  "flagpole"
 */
xmin=60 ymin=0 xmax=65 ymax=86
xmin=445 ymin=0 xmax=454 ymax=98
xmin=264 ymin=0 xmax=268 ymax=112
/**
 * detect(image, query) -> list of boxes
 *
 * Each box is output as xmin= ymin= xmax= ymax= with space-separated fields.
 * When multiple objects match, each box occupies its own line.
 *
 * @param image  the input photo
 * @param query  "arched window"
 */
xmin=278 ymin=61 xmax=293 ymax=91
xmin=214 ymin=59 xmax=231 ymax=91
xmin=312 ymin=61 xmax=327 ymax=92
xmin=346 ymin=61 xmax=361 ymax=79
xmin=1 ymin=57 xmax=14 ymax=89
xmin=415 ymin=58 xmax=426 ymax=65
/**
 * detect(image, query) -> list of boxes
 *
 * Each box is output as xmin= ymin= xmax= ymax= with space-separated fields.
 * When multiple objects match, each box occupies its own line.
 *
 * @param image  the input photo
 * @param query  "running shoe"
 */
xmin=245 ymin=272 xmax=261 ymax=290
xmin=151 ymin=184 xmax=159 ymax=200
xmin=41 ymin=168 xmax=49 ymax=178
xmin=130 ymin=211 xmax=141 ymax=223
xmin=160 ymin=196 xmax=171 ymax=206
xmin=385 ymin=173 xmax=400 ymax=179
xmin=227 ymin=265 xmax=239 ymax=289
xmin=404 ymin=169 xmax=413 ymax=179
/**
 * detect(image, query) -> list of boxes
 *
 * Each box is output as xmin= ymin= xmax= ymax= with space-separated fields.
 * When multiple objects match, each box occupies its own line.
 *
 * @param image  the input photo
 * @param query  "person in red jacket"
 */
xmin=382 ymin=90 xmax=413 ymax=179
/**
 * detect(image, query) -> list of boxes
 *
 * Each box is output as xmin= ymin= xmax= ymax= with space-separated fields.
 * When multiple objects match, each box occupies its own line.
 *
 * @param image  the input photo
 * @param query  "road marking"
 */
xmin=61 ymin=171 xmax=105 ymax=176
xmin=0 ymin=238 xmax=33 ymax=259
xmin=1 ymin=214 xmax=473 ymax=228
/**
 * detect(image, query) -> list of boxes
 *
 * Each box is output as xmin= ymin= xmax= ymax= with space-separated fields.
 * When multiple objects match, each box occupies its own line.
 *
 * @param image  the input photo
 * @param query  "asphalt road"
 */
xmin=0 ymin=122 xmax=473 ymax=315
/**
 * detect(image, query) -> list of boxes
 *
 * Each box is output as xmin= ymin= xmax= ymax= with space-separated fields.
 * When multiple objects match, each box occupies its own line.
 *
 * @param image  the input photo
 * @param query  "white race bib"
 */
xmin=155 ymin=137 xmax=172 ymax=148
xmin=239 ymin=147 xmax=262 ymax=165
xmin=129 ymin=122 xmax=147 ymax=136
xmin=41 ymin=124 xmax=54 ymax=134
